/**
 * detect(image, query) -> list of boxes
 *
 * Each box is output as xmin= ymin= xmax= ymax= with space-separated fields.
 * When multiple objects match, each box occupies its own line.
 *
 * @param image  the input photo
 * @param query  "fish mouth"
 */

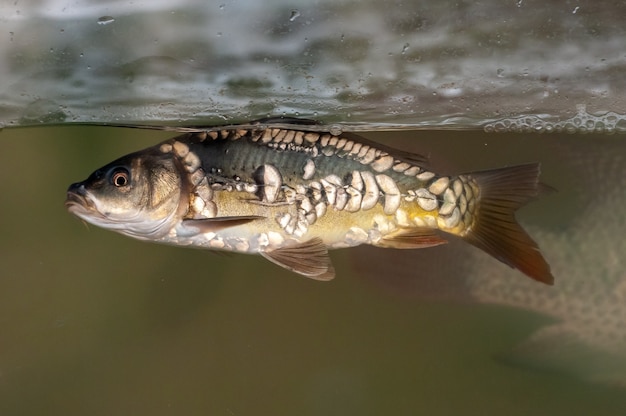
xmin=65 ymin=185 xmax=102 ymax=219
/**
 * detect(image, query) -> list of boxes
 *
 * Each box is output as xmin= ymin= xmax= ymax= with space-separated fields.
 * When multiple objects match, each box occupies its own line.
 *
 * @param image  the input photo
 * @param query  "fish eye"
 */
xmin=109 ymin=167 xmax=130 ymax=187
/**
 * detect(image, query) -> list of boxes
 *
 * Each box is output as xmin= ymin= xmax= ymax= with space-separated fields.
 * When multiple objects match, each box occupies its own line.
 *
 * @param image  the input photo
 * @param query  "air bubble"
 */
xmin=616 ymin=119 xmax=626 ymax=133
xmin=484 ymin=105 xmax=626 ymax=134
xmin=329 ymin=125 xmax=343 ymax=136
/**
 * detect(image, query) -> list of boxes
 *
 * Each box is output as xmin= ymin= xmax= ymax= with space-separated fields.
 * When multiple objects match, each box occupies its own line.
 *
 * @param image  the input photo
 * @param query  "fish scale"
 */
xmin=185 ymin=130 xmax=410 ymax=217
xmin=66 ymin=117 xmax=554 ymax=284
xmin=192 ymin=128 xmax=437 ymax=213
xmin=194 ymin=128 xmax=518 ymax=258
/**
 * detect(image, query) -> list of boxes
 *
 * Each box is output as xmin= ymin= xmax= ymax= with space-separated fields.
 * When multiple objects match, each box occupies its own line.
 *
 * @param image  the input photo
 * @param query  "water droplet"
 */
xmin=289 ymin=9 xmax=301 ymax=22
xmin=401 ymin=43 xmax=410 ymax=55
xmin=97 ymin=16 xmax=115 ymax=25
xmin=219 ymin=4 xmax=225 ymax=10
xmin=79 ymin=53 xmax=84 ymax=58
xmin=496 ymin=68 xmax=504 ymax=77
xmin=516 ymin=0 xmax=523 ymax=7
xmin=340 ymin=33 xmax=345 ymax=42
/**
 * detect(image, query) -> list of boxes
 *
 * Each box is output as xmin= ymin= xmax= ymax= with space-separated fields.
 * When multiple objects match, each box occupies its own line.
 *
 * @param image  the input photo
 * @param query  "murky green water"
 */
xmin=1 ymin=125 xmax=625 ymax=415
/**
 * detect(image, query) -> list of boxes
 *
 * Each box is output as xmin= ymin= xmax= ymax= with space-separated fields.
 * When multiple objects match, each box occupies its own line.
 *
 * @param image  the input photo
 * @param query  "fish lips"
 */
xmin=65 ymin=183 xmax=100 ymax=218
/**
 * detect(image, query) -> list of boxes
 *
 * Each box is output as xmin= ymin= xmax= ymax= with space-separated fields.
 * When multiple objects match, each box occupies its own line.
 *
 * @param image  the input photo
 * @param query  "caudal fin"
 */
xmin=463 ymin=163 xmax=554 ymax=285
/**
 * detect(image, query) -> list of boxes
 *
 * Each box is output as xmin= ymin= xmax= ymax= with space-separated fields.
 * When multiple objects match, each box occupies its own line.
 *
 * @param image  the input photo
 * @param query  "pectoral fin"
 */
xmin=375 ymin=228 xmax=448 ymax=249
xmin=182 ymin=216 xmax=263 ymax=233
xmin=260 ymin=237 xmax=335 ymax=281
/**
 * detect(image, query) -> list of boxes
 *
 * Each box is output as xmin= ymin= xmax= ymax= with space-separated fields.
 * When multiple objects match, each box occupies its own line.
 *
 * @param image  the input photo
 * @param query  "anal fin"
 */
xmin=260 ymin=237 xmax=335 ymax=281
xmin=375 ymin=228 xmax=448 ymax=249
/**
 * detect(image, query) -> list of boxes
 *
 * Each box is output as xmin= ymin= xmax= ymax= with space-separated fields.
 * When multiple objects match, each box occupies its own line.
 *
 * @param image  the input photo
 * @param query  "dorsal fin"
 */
xmin=340 ymin=132 xmax=429 ymax=167
xmin=462 ymin=163 xmax=554 ymax=285
xmin=253 ymin=118 xmax=430 ymax=167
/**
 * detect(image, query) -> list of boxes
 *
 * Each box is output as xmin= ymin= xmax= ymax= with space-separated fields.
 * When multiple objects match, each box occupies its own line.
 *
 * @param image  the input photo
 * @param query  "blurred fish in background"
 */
xmin=352 ymin=136 xmax=626 ymax=387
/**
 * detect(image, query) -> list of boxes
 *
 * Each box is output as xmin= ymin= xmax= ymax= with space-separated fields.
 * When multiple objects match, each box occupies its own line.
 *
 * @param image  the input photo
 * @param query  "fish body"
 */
xmin=66 ymin=118 xmax=553 ymax=284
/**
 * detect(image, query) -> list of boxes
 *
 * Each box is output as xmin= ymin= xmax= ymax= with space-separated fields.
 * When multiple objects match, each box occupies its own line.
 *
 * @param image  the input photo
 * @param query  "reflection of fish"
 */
xmin=466 ymin=142 xmax=626 ymax=387
xmin=351 ymin=138 xmax=626 ymax=388
xmin=66 ymin=117 xmax=552 ymax=283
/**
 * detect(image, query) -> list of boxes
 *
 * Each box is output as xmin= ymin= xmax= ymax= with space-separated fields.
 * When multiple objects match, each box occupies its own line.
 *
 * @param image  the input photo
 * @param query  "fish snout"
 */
xmin=67 ymin=182 xmax=86 ymax=195
xmin=65 ymin=182 xmax=92 ymax=211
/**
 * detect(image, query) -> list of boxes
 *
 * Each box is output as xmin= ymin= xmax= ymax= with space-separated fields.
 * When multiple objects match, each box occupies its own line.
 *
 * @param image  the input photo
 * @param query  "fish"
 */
xmin=65 ymin=117 xmax=553 ymax=284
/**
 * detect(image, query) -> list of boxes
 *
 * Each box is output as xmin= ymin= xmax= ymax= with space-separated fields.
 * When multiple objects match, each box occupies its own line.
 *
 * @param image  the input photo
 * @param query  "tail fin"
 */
xmin=463 ymin=163 xmax=554 ymax=285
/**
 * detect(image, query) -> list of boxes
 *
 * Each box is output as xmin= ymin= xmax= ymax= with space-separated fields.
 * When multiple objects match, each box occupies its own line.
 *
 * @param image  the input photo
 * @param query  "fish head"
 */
xmin=66 ymin=148 xmax=185 ymax=239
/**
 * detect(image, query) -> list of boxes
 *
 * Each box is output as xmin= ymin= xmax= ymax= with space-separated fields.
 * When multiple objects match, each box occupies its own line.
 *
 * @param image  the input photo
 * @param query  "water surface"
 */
xmin=2 ymin=0 xmax=626 ymax=129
